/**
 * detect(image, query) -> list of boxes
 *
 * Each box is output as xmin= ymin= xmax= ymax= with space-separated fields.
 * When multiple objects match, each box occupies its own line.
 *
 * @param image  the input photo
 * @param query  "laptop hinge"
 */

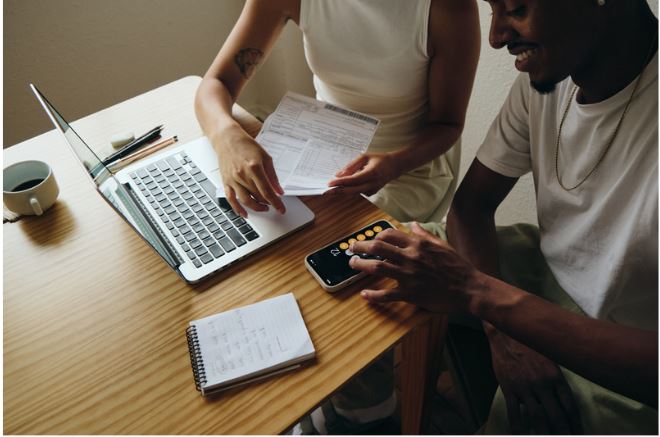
xmin=123 ymin=183 xmax=185 ymax=267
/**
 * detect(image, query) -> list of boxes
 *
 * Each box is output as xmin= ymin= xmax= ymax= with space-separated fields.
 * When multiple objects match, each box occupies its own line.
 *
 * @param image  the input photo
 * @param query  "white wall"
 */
xmin=4 ymin=0 xmax=249 ymax=146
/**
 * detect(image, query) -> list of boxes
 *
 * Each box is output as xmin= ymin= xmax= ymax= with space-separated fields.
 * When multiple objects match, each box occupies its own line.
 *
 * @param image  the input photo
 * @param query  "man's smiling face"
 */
xmin=485 ymin=0 xmax=601 ymax=93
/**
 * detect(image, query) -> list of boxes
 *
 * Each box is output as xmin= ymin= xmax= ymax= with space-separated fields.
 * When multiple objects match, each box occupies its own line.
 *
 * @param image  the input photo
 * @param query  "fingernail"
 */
xmin=360 ymin=290 xmax=367 ymax=298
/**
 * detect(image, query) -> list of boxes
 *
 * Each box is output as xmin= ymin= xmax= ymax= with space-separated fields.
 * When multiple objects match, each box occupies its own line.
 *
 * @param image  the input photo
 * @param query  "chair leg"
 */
xmin=443 ymin=323 xmax=498 ymax=429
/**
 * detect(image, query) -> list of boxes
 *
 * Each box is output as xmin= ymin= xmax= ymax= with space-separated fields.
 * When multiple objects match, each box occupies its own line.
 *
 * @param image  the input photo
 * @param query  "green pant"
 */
xmin=484 ymin=225 xmax=657 ymax=434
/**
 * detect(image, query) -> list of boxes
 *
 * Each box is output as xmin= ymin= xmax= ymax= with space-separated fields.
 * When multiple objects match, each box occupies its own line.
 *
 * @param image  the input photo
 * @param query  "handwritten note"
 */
xmin=191 ymin=293 xmax=315 ymax=391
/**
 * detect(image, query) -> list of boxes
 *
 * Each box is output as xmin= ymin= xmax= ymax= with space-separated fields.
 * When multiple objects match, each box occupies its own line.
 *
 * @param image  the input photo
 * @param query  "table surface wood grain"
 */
xmin=3 ymin=76 xmax=437 ymax=434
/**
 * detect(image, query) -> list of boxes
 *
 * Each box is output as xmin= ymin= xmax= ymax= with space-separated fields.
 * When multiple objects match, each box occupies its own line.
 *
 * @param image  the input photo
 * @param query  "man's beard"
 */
xmin=531 ymin=79 xmax=557 ymax=94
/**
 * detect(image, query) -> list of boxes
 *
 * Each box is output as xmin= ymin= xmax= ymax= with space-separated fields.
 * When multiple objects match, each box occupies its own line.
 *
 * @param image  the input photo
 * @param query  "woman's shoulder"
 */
xmin=428 ymin=0 xmax=479 ymax=57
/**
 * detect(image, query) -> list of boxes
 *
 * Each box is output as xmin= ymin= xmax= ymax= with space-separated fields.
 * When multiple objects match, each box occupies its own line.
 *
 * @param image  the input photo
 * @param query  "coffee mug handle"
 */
xmin=29 ymin=197 xmax=43 ymax=216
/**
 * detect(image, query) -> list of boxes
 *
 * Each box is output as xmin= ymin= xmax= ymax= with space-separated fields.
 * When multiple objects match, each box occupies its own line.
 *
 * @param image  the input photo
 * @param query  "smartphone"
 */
xmin=305 ymin=220 xmax=394 ymax=292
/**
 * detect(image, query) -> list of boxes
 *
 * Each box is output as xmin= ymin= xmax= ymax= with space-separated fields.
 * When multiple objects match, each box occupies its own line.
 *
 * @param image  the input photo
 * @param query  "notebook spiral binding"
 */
xmin=186 ymin=325 xmax=207 ymax=391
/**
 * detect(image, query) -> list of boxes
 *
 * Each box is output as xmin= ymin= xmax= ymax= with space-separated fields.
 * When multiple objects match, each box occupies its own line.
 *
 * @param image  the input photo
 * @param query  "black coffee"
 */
xmin=11 ymin=178 xmax=44 ymax=192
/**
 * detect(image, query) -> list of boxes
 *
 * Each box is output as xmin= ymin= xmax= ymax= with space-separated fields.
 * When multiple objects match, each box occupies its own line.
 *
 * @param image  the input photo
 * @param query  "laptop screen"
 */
xmin=30 ymin=84 xmax=180 ymax=269
xmin=30 ymin=84 xmax=112 ymax=186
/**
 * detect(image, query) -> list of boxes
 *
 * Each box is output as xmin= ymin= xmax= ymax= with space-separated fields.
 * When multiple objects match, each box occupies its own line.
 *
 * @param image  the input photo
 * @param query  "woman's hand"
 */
xmin=214 ymin=126 xmax=285 ymax=218
xmin=327 ymin=152 xmax=401 ymax=196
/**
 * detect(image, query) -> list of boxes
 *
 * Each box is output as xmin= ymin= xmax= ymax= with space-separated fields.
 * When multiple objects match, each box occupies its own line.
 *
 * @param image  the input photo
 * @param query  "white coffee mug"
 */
xmin=3 ymin=160 xmax=60 ymax=216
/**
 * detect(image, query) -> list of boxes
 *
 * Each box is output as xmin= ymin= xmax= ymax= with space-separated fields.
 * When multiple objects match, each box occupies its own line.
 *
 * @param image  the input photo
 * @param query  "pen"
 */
xmin=102 ymin=124 xmax=164 ymax=165
xmin=108 ymin=136 xmax=179 ymax=169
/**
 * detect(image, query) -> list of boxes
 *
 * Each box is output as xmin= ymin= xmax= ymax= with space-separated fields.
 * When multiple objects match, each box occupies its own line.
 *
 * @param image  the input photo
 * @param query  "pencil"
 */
xmin=102 ymin=124 xmax=164 ymax=165
xmin=108 ymin=135 xmax=178 ymax=169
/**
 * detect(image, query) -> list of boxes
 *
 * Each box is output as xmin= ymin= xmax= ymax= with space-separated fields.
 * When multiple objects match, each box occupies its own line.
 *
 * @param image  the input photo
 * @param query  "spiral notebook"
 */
xmin=186 ymin=293 xmax=315 ymax=395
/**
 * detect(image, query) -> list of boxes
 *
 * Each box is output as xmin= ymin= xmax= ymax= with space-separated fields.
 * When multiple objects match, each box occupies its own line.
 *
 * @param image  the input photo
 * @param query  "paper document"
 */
xmin=256 ymin=92 xmax=380 ymax=195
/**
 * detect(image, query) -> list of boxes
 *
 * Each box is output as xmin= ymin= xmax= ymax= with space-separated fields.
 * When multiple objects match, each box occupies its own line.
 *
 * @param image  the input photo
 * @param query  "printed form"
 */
xmin=257 ymin=92 xmax=380 ymax=195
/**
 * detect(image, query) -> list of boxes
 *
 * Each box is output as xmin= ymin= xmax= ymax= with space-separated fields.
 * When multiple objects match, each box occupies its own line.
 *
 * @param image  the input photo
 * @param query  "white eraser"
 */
xmin=110 ymin=132 xmax=135 ymax=149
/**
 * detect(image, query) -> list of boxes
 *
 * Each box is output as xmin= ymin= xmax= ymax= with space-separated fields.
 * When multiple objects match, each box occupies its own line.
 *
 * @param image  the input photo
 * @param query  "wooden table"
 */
xmin=3 ymin=76 xmax=443 ymax=434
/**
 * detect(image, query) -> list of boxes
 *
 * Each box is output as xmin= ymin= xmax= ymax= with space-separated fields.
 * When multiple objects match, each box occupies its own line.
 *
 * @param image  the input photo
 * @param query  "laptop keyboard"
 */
xmin=129 ymin=152 xmax=259 ymax=268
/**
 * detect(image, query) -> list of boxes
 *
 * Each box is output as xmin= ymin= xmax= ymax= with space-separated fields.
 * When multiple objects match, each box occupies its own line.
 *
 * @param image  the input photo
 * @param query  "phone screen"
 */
xmin=306 ymin=220 xmax=392 ymax=288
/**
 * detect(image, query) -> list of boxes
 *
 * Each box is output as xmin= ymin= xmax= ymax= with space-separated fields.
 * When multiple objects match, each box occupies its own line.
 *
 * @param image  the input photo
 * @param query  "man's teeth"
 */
xmin=516 ymin=49 xmax=535 ymax=61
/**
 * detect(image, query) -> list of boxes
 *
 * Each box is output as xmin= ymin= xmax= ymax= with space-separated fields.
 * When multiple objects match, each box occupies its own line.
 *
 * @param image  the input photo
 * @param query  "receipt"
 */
xmin=256 ymin=92 xmax=380 ymax=196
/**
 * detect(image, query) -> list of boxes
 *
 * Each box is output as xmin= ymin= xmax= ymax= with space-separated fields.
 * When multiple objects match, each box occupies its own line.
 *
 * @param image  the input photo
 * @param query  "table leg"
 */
xmin=399 ymin=315 xmax=447 ymax=434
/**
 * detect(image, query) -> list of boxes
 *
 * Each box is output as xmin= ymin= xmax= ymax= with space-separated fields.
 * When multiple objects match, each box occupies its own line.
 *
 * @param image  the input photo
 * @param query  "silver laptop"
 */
xmin=31 ymin=84 xmax=314 ymax=283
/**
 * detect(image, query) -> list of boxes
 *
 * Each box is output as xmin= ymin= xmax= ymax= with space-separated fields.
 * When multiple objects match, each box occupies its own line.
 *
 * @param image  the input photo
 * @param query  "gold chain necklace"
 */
xmin=554 ymin=42 xmax=656 ymax=191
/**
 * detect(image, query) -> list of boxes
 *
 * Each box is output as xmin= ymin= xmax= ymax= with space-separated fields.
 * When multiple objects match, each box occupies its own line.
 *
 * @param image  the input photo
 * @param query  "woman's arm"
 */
xmin=393 ymin=0 xmax=481 ymax=172
xmin=194 ymin=0 xmax=299 ymax=217
xmin=329 ymin=0 xmax=480 ymax=195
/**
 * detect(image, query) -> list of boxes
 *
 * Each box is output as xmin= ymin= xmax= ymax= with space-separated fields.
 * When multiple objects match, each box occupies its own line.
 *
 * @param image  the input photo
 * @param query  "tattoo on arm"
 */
xmin=234 ymin=48 xmax=263 ymax=79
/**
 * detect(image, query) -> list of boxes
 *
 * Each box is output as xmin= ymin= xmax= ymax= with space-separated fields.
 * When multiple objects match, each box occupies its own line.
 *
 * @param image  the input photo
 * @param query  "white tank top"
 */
xmin=299 ymin=0 xmax=459 ymax=224
xmin=300 ymin=0 xmax=432 ymax=151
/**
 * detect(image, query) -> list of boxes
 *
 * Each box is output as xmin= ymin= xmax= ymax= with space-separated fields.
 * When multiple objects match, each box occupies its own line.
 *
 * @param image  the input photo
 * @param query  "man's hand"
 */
xmin=327 ymin=152 xmax=401 ymax=196
xmin=349 ymin=222 xmax=480 ymax=313
xmin=488 ymin=329 xmax=582 ymax=434
xmin=215 ymin=128 xmax=285 ymax=218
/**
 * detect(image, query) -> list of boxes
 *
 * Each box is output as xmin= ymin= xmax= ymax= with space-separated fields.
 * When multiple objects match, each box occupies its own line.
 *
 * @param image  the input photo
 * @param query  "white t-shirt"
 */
xmin=477 ymin=55 xmax=658 ymax=331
